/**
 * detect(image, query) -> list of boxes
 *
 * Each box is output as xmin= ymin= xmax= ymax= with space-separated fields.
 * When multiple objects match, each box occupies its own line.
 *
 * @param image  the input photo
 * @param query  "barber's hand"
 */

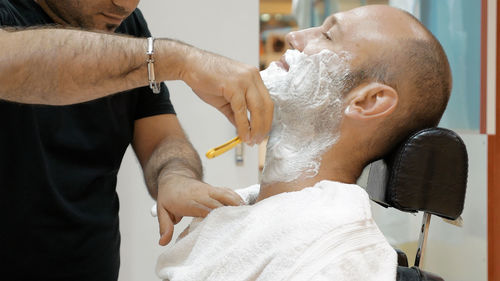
xmin=182 ymin=51 xmax=274 ymax=145
xmin=155 ymin=174 xmax=244 ymax=246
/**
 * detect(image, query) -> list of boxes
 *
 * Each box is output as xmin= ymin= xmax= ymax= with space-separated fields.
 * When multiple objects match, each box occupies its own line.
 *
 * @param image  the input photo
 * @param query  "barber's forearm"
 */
xmin=144 ymin=137 xmax=203 ymax=199
xmin=0 ymin=28 xmax=191 ymax=105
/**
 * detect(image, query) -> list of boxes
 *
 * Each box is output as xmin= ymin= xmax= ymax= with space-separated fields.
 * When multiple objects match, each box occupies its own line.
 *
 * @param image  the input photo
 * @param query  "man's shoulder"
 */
xmin=0 ymin=0 xmax=20 ymax=25
xmin=316 ymin=180 xmax=371 ymax=206
xmin=0 ymin=0 xmax=16 ymax=11
xmin=315 ymin=180 xmax=366 ymax=195
xmin=116 ymin=8 xmax=151 ymax=38
xmin=0 ymin=0 xmax=53 ymax=26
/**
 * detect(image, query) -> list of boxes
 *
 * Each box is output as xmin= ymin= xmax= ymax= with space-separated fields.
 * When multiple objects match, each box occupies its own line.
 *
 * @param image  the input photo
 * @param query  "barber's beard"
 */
xmin=259 ymin=49 xmax=352 ymax=185
xmin=105 ymin=24 xmax=119 ymax=31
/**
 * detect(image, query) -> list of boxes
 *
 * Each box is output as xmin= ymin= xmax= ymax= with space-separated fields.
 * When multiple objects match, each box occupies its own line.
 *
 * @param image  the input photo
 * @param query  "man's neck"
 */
xmin=256 ymin=147 xmax=364 ymax=202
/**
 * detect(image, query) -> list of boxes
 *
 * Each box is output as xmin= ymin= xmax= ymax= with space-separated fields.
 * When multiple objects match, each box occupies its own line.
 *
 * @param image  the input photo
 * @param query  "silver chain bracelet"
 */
xmin=146 ymin=37 xmax=161 ymax=94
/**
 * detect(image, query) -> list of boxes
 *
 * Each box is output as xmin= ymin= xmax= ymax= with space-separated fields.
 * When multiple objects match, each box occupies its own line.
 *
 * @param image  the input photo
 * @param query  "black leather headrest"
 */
xmin=366 ymin=127 xmax=468 ymax=220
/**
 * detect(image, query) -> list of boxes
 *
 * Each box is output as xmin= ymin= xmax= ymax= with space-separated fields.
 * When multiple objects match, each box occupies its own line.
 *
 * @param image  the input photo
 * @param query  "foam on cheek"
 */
xmin=259 ymin=49 xmax=351 ymax=184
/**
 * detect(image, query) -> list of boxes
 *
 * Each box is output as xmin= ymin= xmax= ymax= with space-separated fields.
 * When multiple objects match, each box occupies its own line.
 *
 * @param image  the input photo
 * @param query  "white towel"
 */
xmin=156 ymin=180 xmax=397 ymax=281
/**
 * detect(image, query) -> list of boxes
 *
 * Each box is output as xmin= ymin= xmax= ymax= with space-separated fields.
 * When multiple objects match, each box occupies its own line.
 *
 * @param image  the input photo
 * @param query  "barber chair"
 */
xmin=366 ymin=127 xmax=468 ymax=281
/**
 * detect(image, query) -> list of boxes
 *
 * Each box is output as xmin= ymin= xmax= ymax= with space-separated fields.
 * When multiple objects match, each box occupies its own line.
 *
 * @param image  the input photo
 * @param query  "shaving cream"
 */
xmin=259 ymin=49 xmax=352 ymax=184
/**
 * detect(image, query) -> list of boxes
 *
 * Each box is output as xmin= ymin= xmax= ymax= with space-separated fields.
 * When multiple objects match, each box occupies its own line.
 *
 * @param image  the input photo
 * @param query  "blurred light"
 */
xmin=261 ymin=14 xmax=271 ymax=22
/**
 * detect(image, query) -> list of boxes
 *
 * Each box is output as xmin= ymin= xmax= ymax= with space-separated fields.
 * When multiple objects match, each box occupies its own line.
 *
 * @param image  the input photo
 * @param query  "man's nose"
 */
xmin=285 ymin=30 xmax=303 ymax=51
xmin=285 ymin=27 xmax=319 ymax=52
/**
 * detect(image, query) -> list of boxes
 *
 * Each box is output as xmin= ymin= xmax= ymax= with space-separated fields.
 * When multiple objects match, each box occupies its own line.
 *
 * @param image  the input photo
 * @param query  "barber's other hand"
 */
xmin=182 ymin=51 xmax=274 ymax=145
xmin=156 ymin=174 xmax=244 ymax=246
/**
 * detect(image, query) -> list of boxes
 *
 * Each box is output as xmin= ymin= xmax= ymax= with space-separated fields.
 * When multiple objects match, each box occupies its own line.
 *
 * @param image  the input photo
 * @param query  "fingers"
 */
xmin=198 ymin=197 xmax=224 ymax=210
xmin=172 ymin=214 xmax=183 ymax=224
xmin=246 ymin=75 xmax=274 ymax=144
xmin=186 ymin=53 xmax=272 ymax=144
xmin=218 ymin=103 xmax=236 ymax=126
xmin=252 ymin=73 xmax=274 ymax=143
xmin=228 ymin=88 xmax=251 ymax=144
xmin=232 ymin=67 xmax=273 ymax=145
xmin=157 ymin=206 xmax=174 ymax=246
xmin=186 ymin=188 xmax=243 ymax=218
xmin=187 ymin=200 xmax=212 ymax=217
xmin=209 ymin=187 xmax=244 ymax=206
xmin=188 ymin=194 xmax=236 ymax=218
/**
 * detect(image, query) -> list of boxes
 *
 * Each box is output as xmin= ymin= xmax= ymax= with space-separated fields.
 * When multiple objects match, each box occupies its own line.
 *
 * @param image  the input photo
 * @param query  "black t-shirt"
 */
xmin=0 ymin=1 xmax=175 ymax=280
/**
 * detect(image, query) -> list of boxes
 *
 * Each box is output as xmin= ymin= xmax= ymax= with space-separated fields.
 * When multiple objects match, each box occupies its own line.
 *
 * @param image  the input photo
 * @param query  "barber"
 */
xmin=0 ymin=0 xmax=273 ymax=280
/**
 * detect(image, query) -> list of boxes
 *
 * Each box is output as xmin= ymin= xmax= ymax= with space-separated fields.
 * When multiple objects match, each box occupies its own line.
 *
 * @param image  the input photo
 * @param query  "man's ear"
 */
xmin=344 ymin=82 xmax=398 ymax=120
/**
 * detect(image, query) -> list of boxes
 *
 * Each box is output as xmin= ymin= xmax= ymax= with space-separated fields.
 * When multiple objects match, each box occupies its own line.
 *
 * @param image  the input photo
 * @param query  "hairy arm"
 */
xmin=133 ymin=114 xmax=243 ymax=245
xmin=143 ymin=133 xmax=203 ymax=199
xmin=0 ymin=27 xmax=185 ymax=104
xmin=0 ymin=27 xmax=273 ymax=144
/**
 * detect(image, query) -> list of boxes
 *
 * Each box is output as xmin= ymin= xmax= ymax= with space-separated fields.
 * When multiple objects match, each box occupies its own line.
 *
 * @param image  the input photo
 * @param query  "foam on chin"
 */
xmin=259 ymin=49 xmax=351 ymax=184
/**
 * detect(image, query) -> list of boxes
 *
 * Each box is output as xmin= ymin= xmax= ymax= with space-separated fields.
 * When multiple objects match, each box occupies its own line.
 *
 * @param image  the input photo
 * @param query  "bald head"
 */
xmin=338 ymin=5 xmax=452 ymax=160
xmin=282 ymin=5 xmax=451 ymax=167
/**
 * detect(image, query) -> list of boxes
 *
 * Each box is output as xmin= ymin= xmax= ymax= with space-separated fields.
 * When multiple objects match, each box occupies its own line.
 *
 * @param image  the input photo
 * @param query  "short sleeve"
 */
xmin=133 ymin=82 xmax=176 ymax=120
xmin=0 ymin=9 xmax=11 ymax=26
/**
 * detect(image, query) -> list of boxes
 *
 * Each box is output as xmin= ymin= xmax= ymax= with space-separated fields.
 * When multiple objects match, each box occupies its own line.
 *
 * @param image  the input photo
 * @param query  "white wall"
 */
xmin=117 ymin=1 xmax=259 ymax=280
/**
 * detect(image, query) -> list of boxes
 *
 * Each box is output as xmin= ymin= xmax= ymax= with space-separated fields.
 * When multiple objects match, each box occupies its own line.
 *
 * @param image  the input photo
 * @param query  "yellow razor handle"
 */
xmin=205 ymin=136 xmax=241 ymax=159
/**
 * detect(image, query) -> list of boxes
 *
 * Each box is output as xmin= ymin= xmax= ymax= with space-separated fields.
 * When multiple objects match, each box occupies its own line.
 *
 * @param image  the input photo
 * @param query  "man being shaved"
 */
xmin=156 ymin=5 xmax=451 ymax=281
